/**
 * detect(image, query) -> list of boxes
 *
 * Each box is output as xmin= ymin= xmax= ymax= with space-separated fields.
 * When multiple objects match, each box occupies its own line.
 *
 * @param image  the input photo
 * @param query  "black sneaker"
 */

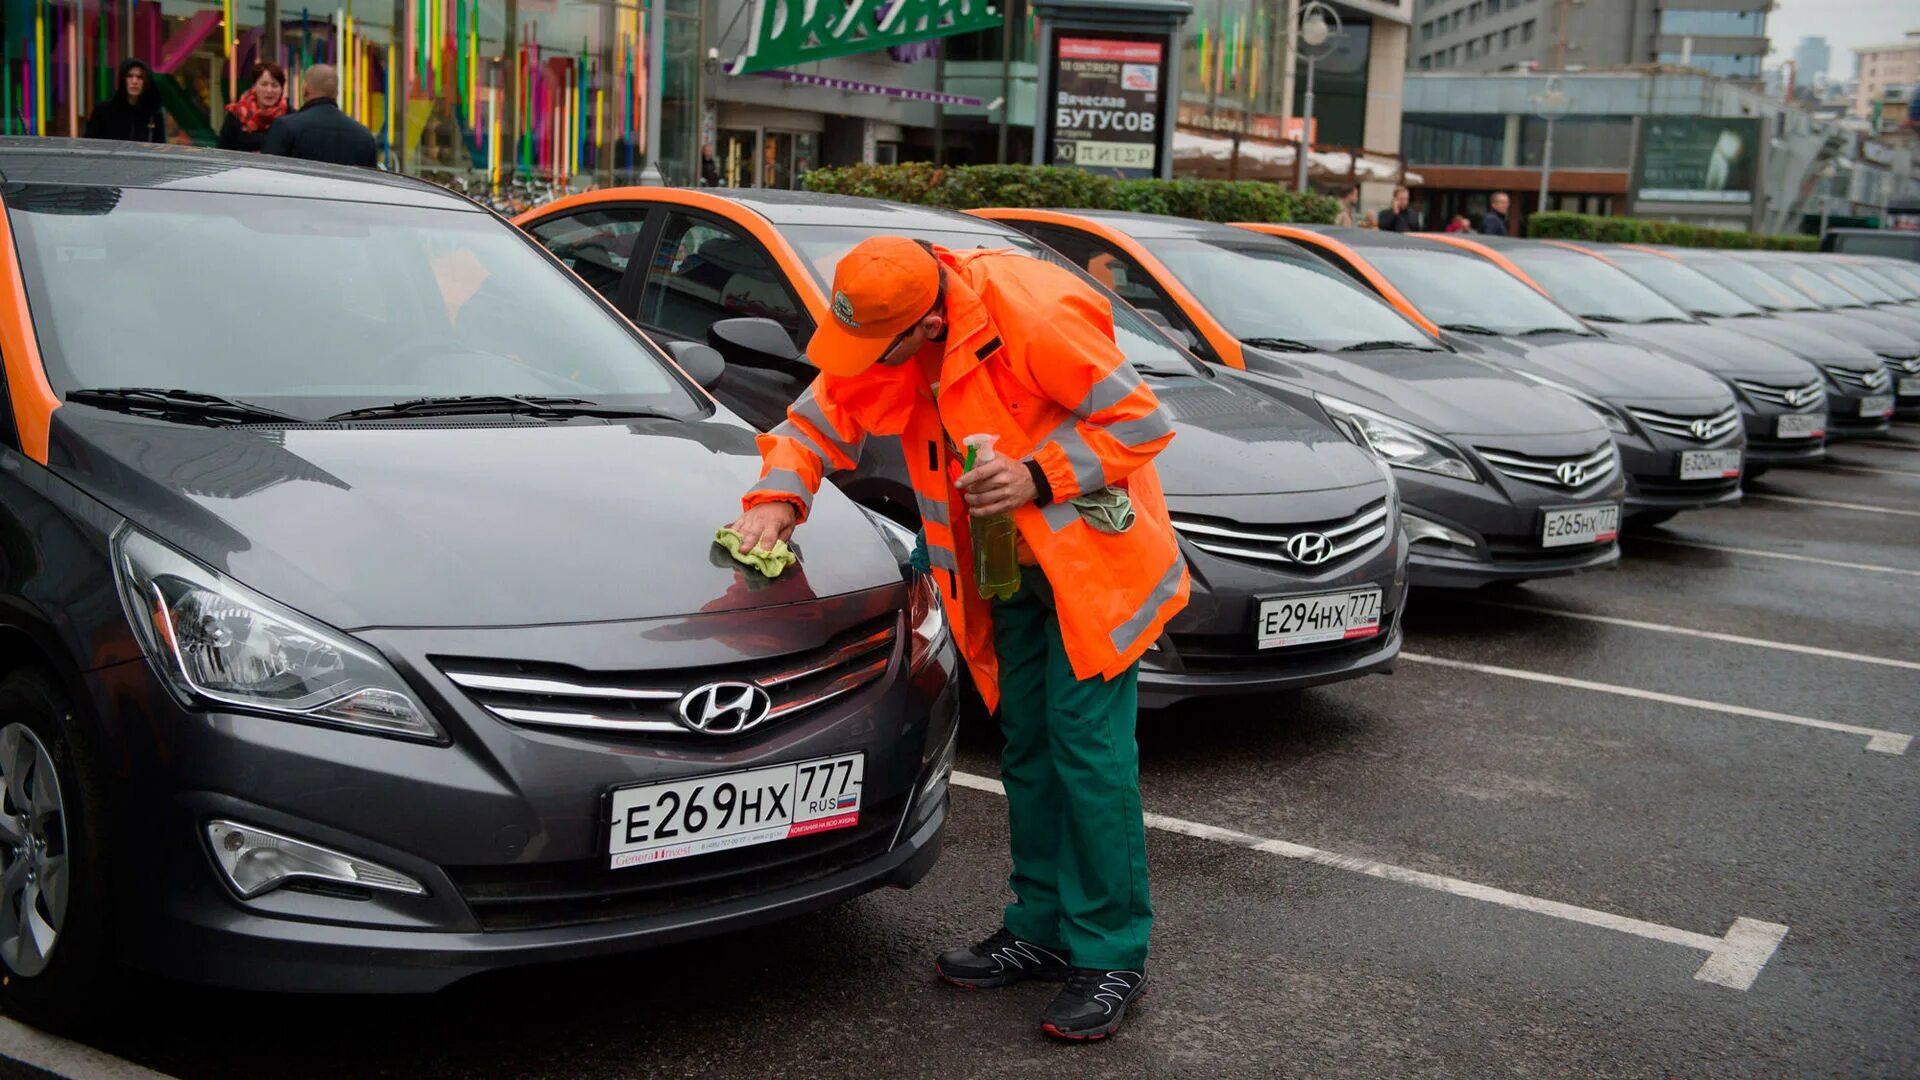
xmin=1040 ymin=967 xmax=1148 ymax=1041
xmin=935 ymin=928 xmax=1072 ymax=989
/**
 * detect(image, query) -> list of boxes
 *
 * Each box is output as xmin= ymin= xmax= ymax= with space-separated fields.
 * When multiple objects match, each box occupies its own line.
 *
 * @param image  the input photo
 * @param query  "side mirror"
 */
xmin=1165 ymin=327 xmax=1198 ymax=351
xmin=1139 ymin=308 xmax=1176 ymax=330
xmin=708 ymin=317 xmax=803 ymax=369
xmin=1137 ymin=308 xmax=1198 ymax=350
xmin=667 ymin=340 xmax=726 ymax=389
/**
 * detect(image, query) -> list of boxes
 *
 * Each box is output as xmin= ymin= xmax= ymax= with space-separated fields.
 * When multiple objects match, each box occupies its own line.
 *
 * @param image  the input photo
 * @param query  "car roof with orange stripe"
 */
xmin=1230 ymin=223 xmax=1451 ymax=338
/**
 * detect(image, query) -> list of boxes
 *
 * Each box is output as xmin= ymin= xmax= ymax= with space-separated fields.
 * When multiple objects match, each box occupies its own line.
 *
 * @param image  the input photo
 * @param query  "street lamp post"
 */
xmin=1531 ymin=75 xmax=1569 ymax=213
xmin=640 ymin=0 xmax=667 ymax=186
xmin=1293 ymin=1 xmax=1340 ymax=193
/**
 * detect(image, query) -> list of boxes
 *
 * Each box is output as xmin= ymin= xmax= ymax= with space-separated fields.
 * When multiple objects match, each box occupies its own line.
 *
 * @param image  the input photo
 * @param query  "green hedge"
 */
xmin=801 ymin=163 xmax=1340 ymax=224
xmin=1526 ymin=211 xmax=1818 ymax=251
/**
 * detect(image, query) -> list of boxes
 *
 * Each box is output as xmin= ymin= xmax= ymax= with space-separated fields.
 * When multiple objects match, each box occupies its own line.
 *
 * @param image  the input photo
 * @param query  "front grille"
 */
xmin=439 ymin=615 xmax=897 ymax=738
xmin=448 ymin=795 xmax=907 ymax=931
xmin=1734 ymin=377 xmax=1824 ymax=410
xmin=1625 ymin=404 xmax=1740 ymax=442
xmin=1827 ymin=365 xmax=1891 ymax=392
xmin=1474 ymin=442 xmax=1617 ymax=493
xmin=1169 ymin=499 xmax=1390 ymax=571
xmin=1891 ymin=356 xmax=1920 ymax=375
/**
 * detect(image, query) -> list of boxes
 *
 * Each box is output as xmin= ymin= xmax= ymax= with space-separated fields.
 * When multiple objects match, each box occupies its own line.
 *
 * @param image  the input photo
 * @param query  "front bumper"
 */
xmin=1393 ymin=458 xmax=1625 ymax=589
xmin=91 ymin=611 xmax=959 ymax=994
xmin=1616 ymin=434 xmax=1744 ymax=516
xmin=1884 ymin=357 xmax=1920 ymax=415
xmin=1826 ymin=388 xmax=1894 ymax=438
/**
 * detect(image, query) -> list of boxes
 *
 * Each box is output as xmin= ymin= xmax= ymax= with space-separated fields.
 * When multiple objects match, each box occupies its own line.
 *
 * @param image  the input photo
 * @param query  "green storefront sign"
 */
xmin=730 ymin=0 xmax=1003 ymax=74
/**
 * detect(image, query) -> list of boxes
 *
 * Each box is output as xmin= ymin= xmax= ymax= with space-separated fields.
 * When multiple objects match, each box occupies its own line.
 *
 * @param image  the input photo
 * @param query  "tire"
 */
xmin=0 ymin=668 xmax=125 ymax=1034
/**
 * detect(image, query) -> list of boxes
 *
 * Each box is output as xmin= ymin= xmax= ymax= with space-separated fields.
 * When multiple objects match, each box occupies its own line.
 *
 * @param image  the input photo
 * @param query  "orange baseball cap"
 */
xmin=807 ymin=236 xmax=942 ymax=377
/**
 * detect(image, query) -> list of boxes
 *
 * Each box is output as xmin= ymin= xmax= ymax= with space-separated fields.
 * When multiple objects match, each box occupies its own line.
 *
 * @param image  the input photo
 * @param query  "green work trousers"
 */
xmin=991 ymin=585 xmax=1152 ymax=971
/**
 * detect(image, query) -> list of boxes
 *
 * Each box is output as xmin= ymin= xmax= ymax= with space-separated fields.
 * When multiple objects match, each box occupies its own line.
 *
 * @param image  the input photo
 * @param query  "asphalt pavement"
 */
xmin=17 ymin=425 xmax=1920 ymax=1079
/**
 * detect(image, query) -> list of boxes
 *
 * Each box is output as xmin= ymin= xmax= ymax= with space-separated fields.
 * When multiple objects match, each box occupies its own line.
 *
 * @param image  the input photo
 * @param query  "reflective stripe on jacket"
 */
xmin=743 ymin=245 xmax=1189 ymax=710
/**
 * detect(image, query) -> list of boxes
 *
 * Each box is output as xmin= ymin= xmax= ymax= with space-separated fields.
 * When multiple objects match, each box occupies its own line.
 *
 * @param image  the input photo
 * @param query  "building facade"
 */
xmin=1852 ymin=31 xmax=1920 ymax=120
xmin=1791 ymin=34 xmax=1828 ymax=86
xmin=1411 ymin=0 xmax=1768 ymax=85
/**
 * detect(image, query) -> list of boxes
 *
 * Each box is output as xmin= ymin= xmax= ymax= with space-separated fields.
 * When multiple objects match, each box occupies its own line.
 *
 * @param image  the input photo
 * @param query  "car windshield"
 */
xmin=1135 ymin=236 xmax=1437 ymax=350
xmin=1813 ymin=262 xmax=1899 ymax=304
xmin=780 ymin=223 xmax=1204 ymax=376
xmin=1610 ymin=254 xmax=1762 ymax=317
xmin=1684 ymin=256 xmax=1819 ymax=311
xmin=7 ymin=185 xmax=702 ymax=418
xmin=1362 ymin=249 xmax=1591 ymax=336
xmin=1505 ymin=250 xmax=1691 ymax=323
xmin=1749 ymin=259 xmax=1862 ymax=308
xmin=1865 ymin=261 xmax=1920 ymax=298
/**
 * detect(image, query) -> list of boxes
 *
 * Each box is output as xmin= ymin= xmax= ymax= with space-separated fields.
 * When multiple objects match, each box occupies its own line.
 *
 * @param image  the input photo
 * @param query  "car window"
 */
xmin=1363 ymin=249 xmax=1591 ymax=336
xmin=637 ymin=212 xmax=812 ymax=345
xmin=528 ymin=209 xmax=649 ymax=300
xmin=1864 ymin=261 xmax=1920 ymax=297
xmin=1683 ymin=256 xmax=1818 ymax=311
xmin=1505 ymin=251 xmax=1691 ymax=323
xmin=1751 ymin=260 xmax=1860 ymax=308
xmin=5 ymin=184 xmax=702 ymax=417
xmin=1814 ymin=262 xmax=1898 ymax=304
xmin=1024 ymin=225 xmax=1223 ymax=364
xmin=1610 ymin=254 xmax=1761 ymax=317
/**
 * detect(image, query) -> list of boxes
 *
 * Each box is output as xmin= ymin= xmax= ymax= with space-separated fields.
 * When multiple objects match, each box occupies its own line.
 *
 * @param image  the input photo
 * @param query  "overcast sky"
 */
xmin=1766 ymin=0 xmax=1917 ymax=79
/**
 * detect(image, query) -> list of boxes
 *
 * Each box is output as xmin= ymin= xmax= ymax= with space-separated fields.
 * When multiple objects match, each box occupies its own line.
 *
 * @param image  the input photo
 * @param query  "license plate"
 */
xmin=1859 ymin=394 xmax=1895 ymax=418
xmin=1541 ymin=503 xmax=1620 ymax=548
xmin=1255 ymin=588 xmax=1383 ymax=649
xmin=1679 ymin=448 xmax=1742 ymax=481
xmin=1901 ymin=376 xmax=1920 ymax=397
xmin=1776 ymin=413 xmax=1824 ymax=438
xmin=607 ymin=753 xmax=864 ymax=869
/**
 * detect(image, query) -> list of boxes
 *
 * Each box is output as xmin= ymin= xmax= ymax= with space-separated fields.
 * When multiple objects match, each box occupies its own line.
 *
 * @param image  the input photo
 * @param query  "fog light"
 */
xmin=207 ymin=820 xmax=425 ymax=899
xmin=1403 ymin=513 xmax=1476 ymax=551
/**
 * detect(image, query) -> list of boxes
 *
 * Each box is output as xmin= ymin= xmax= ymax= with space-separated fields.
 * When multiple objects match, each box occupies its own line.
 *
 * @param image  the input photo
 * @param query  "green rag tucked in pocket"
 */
xmin=1070 ymin=487 xmax=1136 ymax=533
xmin=714 ymin=527 xmax=799 ymax=578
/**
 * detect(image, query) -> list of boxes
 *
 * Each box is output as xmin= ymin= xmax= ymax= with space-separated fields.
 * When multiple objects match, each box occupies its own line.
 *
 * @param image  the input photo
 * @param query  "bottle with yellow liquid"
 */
xmin=962 ymin=434 xmax=1022 ymax=601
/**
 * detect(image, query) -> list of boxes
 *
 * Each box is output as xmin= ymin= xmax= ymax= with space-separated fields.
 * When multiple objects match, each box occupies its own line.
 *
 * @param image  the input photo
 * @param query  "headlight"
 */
xmin=1512 ymin=371 xmax=1630 ymax=434
xmin=113 ymin=528 xmax=442 ymax=741
xmin=1315 ymin=394 xmax=1480 ymax=482
xmin=859 ymin=508 xmax=950 ymax=671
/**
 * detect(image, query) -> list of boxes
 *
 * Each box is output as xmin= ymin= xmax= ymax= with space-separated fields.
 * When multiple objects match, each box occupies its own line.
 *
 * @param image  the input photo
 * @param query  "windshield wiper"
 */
xmin=1641 ymin=316 xmax=1693 ymax=325
xmin=1582 ymin=314 xmax=1627 ymax=323
xmin=66 ymin=387 xmax=307 ymax=425
xmin=1239 ymin=336 xmax=1318 ymax=353
xmin=1338 ymin=340 xmax=1435 ymax=353
xmin=327 ymin=394 xmax=683 ymax=422
xmin=1517 ymin=326 xmax=1590 ymax=338
xmin=1440 ymin=323 xmax=1501 ymax=335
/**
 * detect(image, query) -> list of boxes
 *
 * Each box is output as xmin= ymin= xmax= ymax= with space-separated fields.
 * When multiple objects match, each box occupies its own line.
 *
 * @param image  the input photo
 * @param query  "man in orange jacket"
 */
xmin=728 ymin=235 xmax=1186 ymax=1041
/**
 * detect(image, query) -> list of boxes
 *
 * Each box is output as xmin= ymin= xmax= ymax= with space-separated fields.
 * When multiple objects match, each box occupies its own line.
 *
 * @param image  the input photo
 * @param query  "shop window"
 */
xmin=528 ymin=210 xmax=651 ymax=300
xmin=1521 ymin=20 xmax=1535 ymax=43
xmin=637 ymin=213 xmax=811 ymax=345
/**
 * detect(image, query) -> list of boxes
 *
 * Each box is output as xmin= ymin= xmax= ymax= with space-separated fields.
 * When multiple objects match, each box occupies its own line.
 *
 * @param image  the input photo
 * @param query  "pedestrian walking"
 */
xmin=1334 ymin=185 xmax=1360 ymax=227
xmin=724 ymin=236 xmax=1185 ymax=1042
xmin=1376 ymin=185 xmax=1423 ymax=232
xmin=261 ymin=65 xmax=378 ymax=167
xmin=218 ymin=62 xmax=290 ymax=153
xmin=1482 ymin=191 xmax=1511 ymax=236
xmin=83 ymin=59 xmax=166 ymax=143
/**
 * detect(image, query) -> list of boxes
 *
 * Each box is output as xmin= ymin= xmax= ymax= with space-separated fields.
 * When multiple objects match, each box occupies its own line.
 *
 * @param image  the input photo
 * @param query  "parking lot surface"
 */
xmin=28 ymin=427 xmax=1920 ymax=1079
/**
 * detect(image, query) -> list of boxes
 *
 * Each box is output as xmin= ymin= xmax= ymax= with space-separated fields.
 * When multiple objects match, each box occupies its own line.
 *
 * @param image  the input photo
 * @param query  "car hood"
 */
xmin=1142 ymin=371 xmax=1386 ymax=496
xmin=1238 ymin=344 xmax=1609 ymax=439
xmin=1584 ymin=321 xmax=1820 ymax=383
xmin=48 ymin=410 xmax=900 ymax=630
xmin=1848 ymin=307 xmax=1920 ymax=350
xmin=1759 ymin=312 xmax=1916 ymax=365
xmin=1452 ymin=332 xmax=1732 ymax=407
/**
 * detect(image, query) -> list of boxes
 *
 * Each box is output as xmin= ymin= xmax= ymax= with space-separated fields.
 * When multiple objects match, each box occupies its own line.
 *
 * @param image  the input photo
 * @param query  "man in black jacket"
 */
xmin=1376 ymin=186 xmax=1423 ymax=233
xmin=84 ymin=59 xmax=167 ymax=143
xmin=1482 ymin=191 xmax=1511 ymax=236
xmin=262 ymin=65 xmax=378 ymax=168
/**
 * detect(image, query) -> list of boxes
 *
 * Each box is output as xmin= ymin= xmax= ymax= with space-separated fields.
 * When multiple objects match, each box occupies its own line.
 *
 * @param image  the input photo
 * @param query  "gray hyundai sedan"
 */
xmin=0 ymin=142 xmax=959 ymax=1028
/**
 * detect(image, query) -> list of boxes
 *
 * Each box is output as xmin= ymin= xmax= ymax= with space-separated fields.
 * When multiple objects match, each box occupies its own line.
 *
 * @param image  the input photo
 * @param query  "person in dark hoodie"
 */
xmin=218 ymin=62 xmax=290 ymax=152
xmin=84 ymin=59 xmax=167 ymax=143
xmin=261 ymin=64 xmax=378 ymax=167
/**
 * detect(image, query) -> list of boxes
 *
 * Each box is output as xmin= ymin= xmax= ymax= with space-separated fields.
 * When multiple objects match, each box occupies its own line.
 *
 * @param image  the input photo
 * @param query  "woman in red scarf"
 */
xmin=218 ymin=62 xmax=290 ymax=153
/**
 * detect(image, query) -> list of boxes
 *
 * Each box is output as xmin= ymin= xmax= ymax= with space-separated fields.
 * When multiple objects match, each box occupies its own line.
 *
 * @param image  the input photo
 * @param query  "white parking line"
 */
xmin=951 ymin=772 xmax=1789 ymax=990
xmin=1851 ymin=440 xmax=1919 ymax=452
xmin=1401 ymin=653 xmax=1912 ymax=754
xmin=1474 ymin=601 xmax=1920 ymax=672
xmin=0 ymin=1016 xmax=176 ymax=1079
xmin=1821 ymin=462 xmax=1920 ymax=478
xmin=1637 ymin=537 xmax=1920 ymax=578
xmin=1744 ymin=493 xmax=1920 ymax=518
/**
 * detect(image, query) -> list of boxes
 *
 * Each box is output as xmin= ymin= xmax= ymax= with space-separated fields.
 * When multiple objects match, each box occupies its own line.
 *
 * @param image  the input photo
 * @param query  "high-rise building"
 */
xmin=1409 ymin=0 xmax=1769 ymax=85
xmin=1852 ymin=32 xmax=1920 ymax=120
xmin=1793 ymin=36 xmax=1831 ymax=86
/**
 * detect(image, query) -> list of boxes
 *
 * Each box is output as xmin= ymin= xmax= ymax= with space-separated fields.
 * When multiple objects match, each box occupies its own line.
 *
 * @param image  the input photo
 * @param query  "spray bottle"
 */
xmin=962 ymin=434 xmax=1022 ymax=601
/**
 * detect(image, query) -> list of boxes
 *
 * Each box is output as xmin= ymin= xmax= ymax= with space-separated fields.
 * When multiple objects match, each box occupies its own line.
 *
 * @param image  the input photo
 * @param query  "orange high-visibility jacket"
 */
xmin=741 ymin=246 xmax=1189 ymax=711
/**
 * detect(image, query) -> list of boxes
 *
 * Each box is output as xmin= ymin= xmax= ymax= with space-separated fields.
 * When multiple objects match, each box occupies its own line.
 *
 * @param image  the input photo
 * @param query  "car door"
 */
xmin=633 ymin=208 xmax=817 ymax=432
xmin=1019 ymin=223 xmax=1231 ymax=368
xmin=522 ymin=208 xmax=653 ymax=310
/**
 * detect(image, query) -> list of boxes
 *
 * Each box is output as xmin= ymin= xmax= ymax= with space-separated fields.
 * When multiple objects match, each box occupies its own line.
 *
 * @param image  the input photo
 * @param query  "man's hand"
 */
xmin=728 ymin=501 xmax=799 ymax=553
xmin=955 ymin=455 xmax=1038 ymax=517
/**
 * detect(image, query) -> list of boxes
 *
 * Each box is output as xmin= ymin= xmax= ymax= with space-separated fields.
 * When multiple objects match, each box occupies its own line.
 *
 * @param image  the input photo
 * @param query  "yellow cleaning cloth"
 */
xmin=714 ymin=528 xmax=799 ymax=578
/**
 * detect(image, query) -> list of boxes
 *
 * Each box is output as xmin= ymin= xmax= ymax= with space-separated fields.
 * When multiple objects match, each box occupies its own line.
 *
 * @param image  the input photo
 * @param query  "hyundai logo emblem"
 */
xmin=1285 ymin=532 xmax=1334 ymax=565
xmin=1555 ymin=461 xmax=1588 ymax=488
xmin=1784 ymin=388 xmax=1811 ymax=407
xmin=1864 ymin=369 xmax=1889 ymax=390
xmin=677 ymin=681 xmax=773 ymax=736
xmin=1689 ymin=418 xmax=1714 ymax=440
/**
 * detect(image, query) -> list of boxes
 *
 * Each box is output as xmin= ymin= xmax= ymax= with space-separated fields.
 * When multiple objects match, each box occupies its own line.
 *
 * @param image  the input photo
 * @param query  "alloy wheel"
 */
xmin=0 ymin=723 xmax=69 ymax=977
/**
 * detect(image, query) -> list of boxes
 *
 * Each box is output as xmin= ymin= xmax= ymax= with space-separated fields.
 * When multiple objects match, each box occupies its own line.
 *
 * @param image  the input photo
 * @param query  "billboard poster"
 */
xmin=1045 ymin=35 xmax=1171 ymax=178
xmin=1636 ymin=117 xmax=1762 ymax=204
